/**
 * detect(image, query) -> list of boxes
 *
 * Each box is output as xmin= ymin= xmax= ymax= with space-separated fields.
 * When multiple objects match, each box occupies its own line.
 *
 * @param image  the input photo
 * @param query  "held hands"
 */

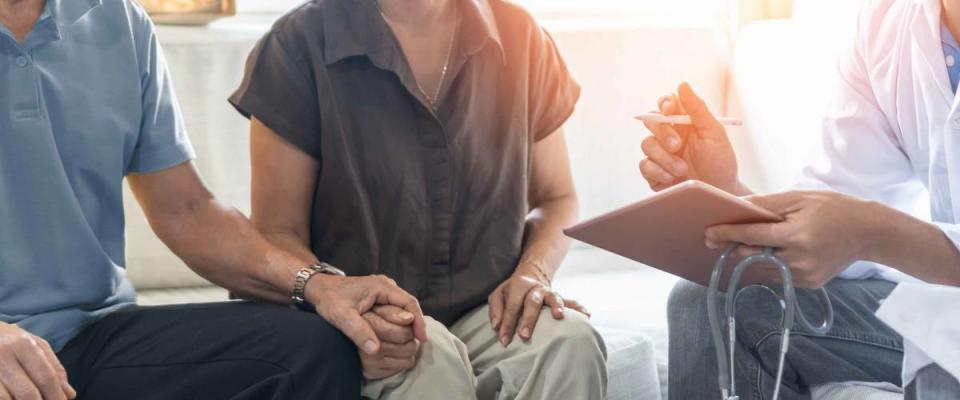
xmin=640 ymin=82 xmax=742 ymax=194
xmin=0 ymin=323 xmax=76 ymax=400
xmin=360 ymin=305 xmax=421 ymax=380
xmin=488 ymin=263 xmax=589 ymax=346
xmin=704 ymin=191 xmax=882 ymax=288
xmin=305 ymin=275 xmax=428 ymax=379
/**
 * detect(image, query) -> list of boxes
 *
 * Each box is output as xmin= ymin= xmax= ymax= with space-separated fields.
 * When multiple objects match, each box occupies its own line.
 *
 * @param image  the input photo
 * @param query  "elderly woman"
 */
xmin=229 ymin=0 xmax=606 ymax=398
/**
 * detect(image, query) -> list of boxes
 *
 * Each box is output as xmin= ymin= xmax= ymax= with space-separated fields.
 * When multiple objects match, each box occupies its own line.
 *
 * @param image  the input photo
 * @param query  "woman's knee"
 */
xmin=543 ymin=311 xmax=607 ymax=366
xmin=416 ymin=317 xmax=473 ymax=374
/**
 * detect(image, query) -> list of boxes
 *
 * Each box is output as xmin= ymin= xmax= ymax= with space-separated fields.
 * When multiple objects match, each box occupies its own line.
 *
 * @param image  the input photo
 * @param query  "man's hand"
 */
xmin=360 ymin=305 xmax=421 ymax=380
xmin=640 ymin=82 xmax=745 ymax=195
xmin=306 ymin=275 xmax=427 ymax=357
xmin=488 ymin=266 xmax=590 ymax=346
xmin=704 ymin=191 xmax=881 ymax=288
xmin=0 ymin=323 xmax=76 ymax=400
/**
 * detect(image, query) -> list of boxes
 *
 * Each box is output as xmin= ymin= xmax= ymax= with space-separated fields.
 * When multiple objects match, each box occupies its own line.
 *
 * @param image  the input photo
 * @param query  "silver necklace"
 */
xmin=375 ymin=0 xmax=458 ymax=111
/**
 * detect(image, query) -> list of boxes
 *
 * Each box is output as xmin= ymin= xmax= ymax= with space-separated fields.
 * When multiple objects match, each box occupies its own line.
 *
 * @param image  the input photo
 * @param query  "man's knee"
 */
xmin=256 ymin=306 xmax=361 ymax=375
xmin=223 ymin=304 xmax=362 ymax=398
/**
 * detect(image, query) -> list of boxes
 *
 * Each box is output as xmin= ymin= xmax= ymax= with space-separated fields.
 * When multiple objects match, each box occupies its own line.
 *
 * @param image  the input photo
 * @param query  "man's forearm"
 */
xmin=518 ymin=195 xmax=579 ymax=280
xmin=258 ymin=228 xmax=321 ymax=266
xmin=864 ymin=202 xmax=960 ymax=286
xmin=153 ymin=198 xmax=309 ymax=305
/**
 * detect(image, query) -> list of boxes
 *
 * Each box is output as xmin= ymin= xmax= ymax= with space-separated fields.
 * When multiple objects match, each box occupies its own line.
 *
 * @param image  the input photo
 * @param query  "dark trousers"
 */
xmin=57 ymin=301 xmax=362 ymax=400
xmin=668 ymin=278 xmax=904 ymax=400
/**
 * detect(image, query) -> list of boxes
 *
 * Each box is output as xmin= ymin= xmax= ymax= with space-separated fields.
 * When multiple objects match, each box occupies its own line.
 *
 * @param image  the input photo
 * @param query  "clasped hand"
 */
xmin=306 ymin=275 xmax=426 ymax=380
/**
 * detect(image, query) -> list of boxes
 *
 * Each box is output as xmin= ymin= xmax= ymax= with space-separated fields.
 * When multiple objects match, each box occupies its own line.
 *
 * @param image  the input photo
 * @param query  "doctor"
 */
xmin=641 ymin=0 xmax=960 ymax=398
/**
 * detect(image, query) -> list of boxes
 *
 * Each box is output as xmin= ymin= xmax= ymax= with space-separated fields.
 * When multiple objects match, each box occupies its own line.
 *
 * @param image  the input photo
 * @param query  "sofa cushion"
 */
xmin=601 ymin=328 xmax=663 ymax=400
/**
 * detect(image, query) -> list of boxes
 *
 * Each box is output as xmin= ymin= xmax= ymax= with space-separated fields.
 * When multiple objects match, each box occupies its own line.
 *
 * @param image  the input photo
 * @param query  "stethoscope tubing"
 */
xmin=707 ymin=243 xmax=835 ymax=400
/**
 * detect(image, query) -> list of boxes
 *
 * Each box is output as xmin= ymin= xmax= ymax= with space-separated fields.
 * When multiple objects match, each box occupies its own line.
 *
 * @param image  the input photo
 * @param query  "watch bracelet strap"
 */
xmin=292 ymin=266 xmax=321 ymax=312
xmin=292 ymin=263 xmax=345 ymax=312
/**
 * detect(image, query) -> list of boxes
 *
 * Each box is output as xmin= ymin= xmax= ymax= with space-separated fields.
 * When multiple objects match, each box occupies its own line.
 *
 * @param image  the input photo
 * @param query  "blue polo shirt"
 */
xmin=0 ymin=0 xmax=194 ymax=351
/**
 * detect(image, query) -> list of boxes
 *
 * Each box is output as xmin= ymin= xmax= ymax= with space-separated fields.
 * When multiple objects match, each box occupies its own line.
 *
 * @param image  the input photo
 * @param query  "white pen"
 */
xmin=635 ymin=113 xmax=743 ymax=127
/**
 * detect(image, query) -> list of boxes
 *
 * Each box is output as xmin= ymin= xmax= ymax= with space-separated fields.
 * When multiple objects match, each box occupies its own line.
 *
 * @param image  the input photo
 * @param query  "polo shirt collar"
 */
xmin=322 ymin=0 xmax=505 ymax=66
xmin=49 ymin=0 xmax=102 ymax=26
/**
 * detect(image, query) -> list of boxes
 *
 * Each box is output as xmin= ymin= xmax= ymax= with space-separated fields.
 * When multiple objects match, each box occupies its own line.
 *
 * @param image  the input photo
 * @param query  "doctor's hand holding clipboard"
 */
xmin=636 ymin=83 xmax=958 ymax=289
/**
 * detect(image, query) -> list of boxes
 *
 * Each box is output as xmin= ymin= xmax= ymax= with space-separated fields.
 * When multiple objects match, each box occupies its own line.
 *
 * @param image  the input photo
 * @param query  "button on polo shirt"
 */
xmin=0 ymin=0 xmax=195 ymax=351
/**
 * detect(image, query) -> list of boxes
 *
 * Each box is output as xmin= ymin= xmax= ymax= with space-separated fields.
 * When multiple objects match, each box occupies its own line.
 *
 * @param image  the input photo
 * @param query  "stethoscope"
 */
xmin=707 ymin=243 xmax=835 ymax=400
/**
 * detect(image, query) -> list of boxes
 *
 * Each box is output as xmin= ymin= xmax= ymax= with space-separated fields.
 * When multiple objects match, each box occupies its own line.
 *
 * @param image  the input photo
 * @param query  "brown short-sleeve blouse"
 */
xmin=230 ymin=0 xmax=580 ymax=325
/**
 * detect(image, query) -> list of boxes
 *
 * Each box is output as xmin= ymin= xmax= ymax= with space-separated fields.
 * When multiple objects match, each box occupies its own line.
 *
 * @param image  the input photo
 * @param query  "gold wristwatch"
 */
xmin=292 ymin=262 xmax=346 ymax=312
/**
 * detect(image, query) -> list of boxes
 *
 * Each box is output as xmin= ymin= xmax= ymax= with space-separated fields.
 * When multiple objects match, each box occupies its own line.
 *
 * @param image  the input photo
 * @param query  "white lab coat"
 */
xmin=795 ymin=0 xmax=960 ymax=386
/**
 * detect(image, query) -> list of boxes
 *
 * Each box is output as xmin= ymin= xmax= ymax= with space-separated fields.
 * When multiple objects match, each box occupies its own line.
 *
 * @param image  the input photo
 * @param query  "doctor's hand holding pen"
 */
xmin=638 ymin=82 xmax=749 ymax=196
xmin=639 ymin=83 xmax=960 ymax=288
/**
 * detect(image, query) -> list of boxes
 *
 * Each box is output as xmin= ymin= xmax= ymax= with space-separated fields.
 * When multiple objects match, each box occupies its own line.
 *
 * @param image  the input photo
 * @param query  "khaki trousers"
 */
xmin=362 ymin=304 xmax=608 ymax=400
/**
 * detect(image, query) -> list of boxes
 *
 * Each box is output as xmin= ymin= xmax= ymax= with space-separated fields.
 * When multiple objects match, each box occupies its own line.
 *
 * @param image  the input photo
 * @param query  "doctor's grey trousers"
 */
xmin=667 ymin=278 xmax=903 ymax=400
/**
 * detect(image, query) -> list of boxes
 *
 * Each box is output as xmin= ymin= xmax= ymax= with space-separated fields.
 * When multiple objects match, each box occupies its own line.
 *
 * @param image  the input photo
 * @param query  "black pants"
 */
xmin=57 ymin=301 xmax=362 ymax=400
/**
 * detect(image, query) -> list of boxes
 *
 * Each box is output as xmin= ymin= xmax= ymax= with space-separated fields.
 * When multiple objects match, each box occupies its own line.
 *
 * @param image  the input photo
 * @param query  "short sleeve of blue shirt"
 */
xmin=127 ymin=5 xmax=195 ymax=173
xmin=0 ymin=0 xmax=194 ymax=351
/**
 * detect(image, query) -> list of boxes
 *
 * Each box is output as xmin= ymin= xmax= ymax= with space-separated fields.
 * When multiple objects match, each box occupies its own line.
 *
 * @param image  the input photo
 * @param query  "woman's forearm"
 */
xmin=517 ymin=194 xmax=579 ymax=280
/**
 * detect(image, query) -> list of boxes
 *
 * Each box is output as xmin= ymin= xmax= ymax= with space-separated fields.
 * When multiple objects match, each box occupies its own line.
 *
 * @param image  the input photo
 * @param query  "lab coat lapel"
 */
xmin=911 ymin=0 xmax=953 ymax=105
xmin=908 ymin=0 xmax=960 ymax=222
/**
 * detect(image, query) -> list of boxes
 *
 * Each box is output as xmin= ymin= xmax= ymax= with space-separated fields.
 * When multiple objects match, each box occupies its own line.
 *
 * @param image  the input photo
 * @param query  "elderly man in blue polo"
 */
xmin=0 ymin=1 xmax=429 ymax=398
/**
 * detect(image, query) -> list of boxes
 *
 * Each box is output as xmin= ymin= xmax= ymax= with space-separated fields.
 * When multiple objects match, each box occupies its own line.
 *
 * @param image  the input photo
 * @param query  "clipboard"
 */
xmin=564 ymin=180 xmax=783 ymax=287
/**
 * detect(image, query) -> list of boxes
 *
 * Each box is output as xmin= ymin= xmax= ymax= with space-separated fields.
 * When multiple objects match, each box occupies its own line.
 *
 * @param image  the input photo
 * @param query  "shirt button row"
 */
xmin=16 ymin=55 xmax=29 ymax=67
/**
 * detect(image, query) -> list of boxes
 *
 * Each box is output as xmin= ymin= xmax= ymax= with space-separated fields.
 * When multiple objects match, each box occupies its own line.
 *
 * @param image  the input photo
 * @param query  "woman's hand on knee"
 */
xmin=487 ymin=272 xmax=591 ymax=346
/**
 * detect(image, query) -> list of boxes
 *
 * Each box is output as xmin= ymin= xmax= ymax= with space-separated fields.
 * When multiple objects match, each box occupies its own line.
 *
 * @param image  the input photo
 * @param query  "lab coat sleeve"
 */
xmin=793 ymin=9 xmax=927 ymax=281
